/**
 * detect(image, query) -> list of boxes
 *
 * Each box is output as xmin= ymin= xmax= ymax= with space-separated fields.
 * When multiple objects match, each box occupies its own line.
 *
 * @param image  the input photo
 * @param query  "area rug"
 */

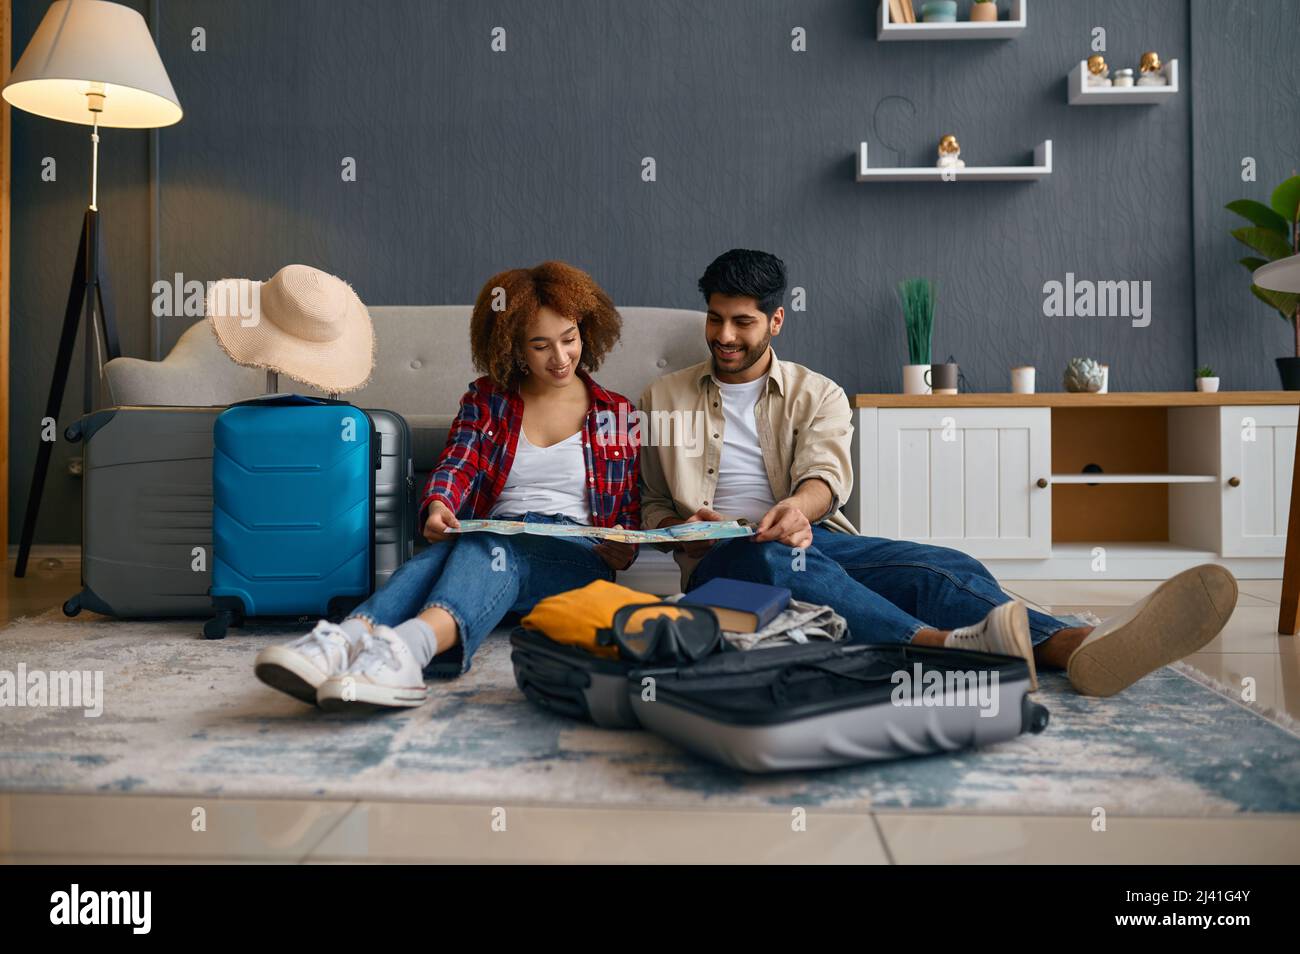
xmin=1 ymin=611 xmax=1298 ymax=815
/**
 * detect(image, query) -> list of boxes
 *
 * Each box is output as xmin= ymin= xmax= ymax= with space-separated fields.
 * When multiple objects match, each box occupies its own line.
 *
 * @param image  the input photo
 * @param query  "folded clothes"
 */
xmin=722 ymin=599 xmax=848 ymax=652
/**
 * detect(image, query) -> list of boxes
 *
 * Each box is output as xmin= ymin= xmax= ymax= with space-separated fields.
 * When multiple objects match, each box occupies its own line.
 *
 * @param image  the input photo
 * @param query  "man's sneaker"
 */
xmin=1067 ymin=564 xmax=1238 ymax=697
xmin=255 ymin=620 xmax=359 ymax=705
xmin=944 ymin=600 xmax=1038 ymax=690
xmin=317 ymin=626 xmax=429 ymax=712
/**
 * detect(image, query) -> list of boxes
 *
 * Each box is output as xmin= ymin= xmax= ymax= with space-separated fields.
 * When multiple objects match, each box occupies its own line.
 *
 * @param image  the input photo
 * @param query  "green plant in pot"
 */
xmin=1195 ymin=365 xmax=1219 ymax=393
xmin=897 ymin=278 xmax=933 ymax=394
xmin=1227 ymin=174 xmax=1300 ymax=389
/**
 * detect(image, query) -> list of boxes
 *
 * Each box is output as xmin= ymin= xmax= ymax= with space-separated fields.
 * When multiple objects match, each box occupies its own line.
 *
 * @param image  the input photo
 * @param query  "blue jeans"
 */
xmin=688 ymin=527 xmax=1068 ymax=646
xmin=346 ymin=513 xmax=613 ymax=677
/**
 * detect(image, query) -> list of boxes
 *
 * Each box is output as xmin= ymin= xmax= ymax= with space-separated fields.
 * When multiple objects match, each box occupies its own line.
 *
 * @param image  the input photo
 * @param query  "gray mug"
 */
xmin=925 ymin=362 xmax=959 ymax=393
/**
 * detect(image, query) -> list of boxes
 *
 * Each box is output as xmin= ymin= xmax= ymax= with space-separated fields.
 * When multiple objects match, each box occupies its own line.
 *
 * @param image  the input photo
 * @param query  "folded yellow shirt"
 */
xmin=521 ymin=579 xmax=680 ymax=658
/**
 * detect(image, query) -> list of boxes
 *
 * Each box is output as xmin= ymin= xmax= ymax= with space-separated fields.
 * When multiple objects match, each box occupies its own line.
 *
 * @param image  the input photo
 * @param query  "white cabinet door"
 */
xmin=1220 ymin=406 xmax=1298 ymax=557
xmin=877 ymin=408 xmax=1052 ymax=558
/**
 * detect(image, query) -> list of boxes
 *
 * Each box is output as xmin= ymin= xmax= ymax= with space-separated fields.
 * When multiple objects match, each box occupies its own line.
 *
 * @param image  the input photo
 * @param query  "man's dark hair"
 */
xmin=697 ymin=249 xmax=787 ymax=317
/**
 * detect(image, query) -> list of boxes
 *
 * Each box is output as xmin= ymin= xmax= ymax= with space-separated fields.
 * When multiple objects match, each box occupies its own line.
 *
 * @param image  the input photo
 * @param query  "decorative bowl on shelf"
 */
xmin=921 ymin=1 xmax=958 ymax=22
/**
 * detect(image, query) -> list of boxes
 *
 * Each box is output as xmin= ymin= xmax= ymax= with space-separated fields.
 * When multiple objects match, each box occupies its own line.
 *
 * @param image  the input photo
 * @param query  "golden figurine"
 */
xmin=936 ymin=134 xmax=965 ymax=170
xmin=1137 ymin=50 xmax=1167 ymax=86
xmin=1085 ymin=53 xmax=1111 ymax=87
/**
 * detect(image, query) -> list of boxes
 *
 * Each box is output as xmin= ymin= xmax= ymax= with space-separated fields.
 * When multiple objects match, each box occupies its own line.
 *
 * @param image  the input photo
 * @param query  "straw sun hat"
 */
xmin=206 ymin=264 xmax=375 ymax=394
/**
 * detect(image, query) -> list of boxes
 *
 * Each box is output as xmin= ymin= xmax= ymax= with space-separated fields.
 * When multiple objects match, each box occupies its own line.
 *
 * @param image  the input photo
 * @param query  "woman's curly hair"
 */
xmin=470 ymin=261 xmax=622 ymax=390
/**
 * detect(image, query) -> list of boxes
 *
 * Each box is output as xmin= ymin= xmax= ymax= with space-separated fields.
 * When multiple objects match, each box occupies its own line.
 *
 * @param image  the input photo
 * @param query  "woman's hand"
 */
xmin=422 ymin=500 xmax=461 ymax=543
xmin=594 ymin=525 xmax=637 ymax=572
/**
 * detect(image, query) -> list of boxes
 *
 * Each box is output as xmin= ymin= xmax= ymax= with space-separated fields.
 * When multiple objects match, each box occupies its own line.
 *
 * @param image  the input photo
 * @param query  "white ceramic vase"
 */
xmin=1196 ymin=377 xmax=1220 ymax=393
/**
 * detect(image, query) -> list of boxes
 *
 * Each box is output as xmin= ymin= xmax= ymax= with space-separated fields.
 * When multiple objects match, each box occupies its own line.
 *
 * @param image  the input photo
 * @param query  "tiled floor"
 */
xmin=2 ymin=550 xmax=1297 ymax=864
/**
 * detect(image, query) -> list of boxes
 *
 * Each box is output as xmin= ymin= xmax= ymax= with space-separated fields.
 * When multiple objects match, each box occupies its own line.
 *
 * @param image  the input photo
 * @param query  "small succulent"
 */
xmin=1195 ymin=365 xmax=1216 ymax=378
xmin=1063 ymin=357 xmax=1106 ymax=392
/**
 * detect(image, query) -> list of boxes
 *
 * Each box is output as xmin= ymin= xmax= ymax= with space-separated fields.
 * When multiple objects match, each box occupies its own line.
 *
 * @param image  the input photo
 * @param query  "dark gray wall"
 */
xmin=1191 ymin=0 xmax=1300 ymax=389
xmin=10 ymin=0 xmax=1298 ymax=544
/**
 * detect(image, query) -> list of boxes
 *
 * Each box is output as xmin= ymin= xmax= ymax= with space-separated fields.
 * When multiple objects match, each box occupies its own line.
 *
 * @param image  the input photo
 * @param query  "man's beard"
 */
xmin=711 ymin=330 xmax=772 ymax=376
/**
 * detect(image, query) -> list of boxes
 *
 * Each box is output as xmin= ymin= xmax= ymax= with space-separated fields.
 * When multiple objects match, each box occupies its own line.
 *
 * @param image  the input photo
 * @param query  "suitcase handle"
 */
xmin=228 ymin=393 xmax=354 ymax=409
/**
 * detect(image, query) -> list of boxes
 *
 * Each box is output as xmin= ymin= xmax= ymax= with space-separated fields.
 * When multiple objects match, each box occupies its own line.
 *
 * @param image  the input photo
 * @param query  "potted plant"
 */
xmin=970 ymin=0 xmax=998 ymax=22
xmin=1195 ymin=365 xmax=1220 ymax=393
xmin=897 ymin=278 xmax=934 ymax=394
xmin=1227 ymin=174 xmax=1300 ymax=389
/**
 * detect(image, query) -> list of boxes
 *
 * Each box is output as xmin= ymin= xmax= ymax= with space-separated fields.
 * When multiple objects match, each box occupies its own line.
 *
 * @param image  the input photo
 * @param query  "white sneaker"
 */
xmin=316 ymin=626 xmax=429 ymax=712
xmin=255 ymin=620 xmax=360 ymax=705
xmin=944 ymin=600 xmax=1038 ymax=690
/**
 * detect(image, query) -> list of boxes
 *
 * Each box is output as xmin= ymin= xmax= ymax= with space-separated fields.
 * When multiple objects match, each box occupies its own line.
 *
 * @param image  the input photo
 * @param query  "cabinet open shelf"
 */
xmin=878 ymin=0 xmax=1026 ymax=40
xmin=1068 ymin=58 xmax=1179 ymax=105
xmin=855 ymin=140 xmax=1052 ymax=182
xmin=1050 ymin=473 xmax=1217 ymax=485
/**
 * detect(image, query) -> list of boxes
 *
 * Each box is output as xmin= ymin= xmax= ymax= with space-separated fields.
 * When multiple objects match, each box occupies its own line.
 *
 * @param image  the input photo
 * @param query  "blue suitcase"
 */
xmin=204 ymin=394 xmax=378 ymax=639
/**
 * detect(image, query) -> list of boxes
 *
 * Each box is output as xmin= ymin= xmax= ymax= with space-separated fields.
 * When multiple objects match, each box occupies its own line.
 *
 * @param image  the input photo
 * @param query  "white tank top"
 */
xmin=488 ymin=429 xmax=591 ymax=524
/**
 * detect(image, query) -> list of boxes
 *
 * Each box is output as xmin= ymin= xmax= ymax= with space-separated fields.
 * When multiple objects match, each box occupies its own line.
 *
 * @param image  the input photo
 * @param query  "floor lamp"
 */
xmin=1255 ymin=253 xmax=1300 ymax=634
xmin=3 ymin=0 xmax=181 ymax=577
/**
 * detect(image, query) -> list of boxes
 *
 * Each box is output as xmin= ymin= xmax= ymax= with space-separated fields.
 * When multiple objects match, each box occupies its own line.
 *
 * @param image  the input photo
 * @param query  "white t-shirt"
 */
xmin=711 ymin=377 xmax=777 ymax=523
xmin=489 ymin=430 xmax=591 ymax=524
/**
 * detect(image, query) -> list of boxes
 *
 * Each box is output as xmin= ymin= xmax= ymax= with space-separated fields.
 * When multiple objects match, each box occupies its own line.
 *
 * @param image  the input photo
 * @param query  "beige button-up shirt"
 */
xmin=639 ymin=350 xmax=857 ymax=585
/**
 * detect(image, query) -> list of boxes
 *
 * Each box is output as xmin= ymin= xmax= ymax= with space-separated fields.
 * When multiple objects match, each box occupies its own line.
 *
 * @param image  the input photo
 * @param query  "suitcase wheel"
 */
xmin=62 ymin=595 xmax=81 ymax=617
xmin=203 ymin=609 xmax=240 ymax=640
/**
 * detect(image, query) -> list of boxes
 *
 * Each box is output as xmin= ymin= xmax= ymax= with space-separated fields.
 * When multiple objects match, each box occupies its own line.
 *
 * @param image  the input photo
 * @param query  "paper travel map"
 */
xmin=445 ymin=519 xmax=754 ymax=545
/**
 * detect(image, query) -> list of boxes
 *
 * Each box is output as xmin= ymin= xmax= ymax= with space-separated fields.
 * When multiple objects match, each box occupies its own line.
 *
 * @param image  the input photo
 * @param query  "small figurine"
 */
xmin=936 ymin=134 xmax=965 ymax=170
xmin=1137 ymin=51 xmax=1166 ymax=86
xmin=1085 ymin=54 xmax=1111 ymax=87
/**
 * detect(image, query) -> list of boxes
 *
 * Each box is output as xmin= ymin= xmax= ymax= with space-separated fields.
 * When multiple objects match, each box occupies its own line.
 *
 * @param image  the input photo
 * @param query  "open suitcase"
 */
xmin=206 ymin=394 xmax=382 ymax=638
xmin=64 ymin=405 xmax=222 ymax=618
xmin=510 ymin=627 xmax=639 ymax=728
xmin=629 ymin=642 xmax=1049 ymax=773
xmin=510 ymin=629 xmax=1049 ymax=772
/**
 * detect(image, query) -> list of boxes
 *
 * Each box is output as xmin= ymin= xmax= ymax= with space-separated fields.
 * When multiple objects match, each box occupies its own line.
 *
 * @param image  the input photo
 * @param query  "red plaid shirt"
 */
xmin=420 ymin=370 xmax=641 ymax=530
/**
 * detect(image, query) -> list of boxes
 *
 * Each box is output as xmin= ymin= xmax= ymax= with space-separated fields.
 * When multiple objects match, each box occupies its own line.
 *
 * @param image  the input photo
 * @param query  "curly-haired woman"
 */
xmin=255 ymin=261 xmax=640 ymax=711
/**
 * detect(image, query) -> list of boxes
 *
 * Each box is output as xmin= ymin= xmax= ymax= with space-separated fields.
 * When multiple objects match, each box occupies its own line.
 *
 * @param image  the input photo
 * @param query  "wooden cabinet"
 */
xmin=852 ymin=393 xmax=1300 ymax=578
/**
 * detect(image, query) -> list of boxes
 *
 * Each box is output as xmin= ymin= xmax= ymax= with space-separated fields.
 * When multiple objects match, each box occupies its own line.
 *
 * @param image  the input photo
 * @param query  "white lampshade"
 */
xmin=1255 ymin=254 xmax=1300 ymax=294
xmin=2 ymin=0 xmax=181 ymax=128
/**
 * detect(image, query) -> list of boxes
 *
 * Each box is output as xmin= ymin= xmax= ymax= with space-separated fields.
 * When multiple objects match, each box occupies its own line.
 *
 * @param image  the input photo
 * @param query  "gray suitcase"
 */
xmin=64 ymin=405 xmax=416 ymax=619
xmin=65 ymin=406 xmax=222 ymax=618
xmin=629 ymin=642 xmax=1049 ymax=773
xmin=370 ymin=408 xmax=417 ymax=587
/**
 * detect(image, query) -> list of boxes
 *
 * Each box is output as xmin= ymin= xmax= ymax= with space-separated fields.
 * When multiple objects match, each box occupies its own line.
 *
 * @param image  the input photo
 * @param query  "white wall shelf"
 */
xmin=855 ymin=140 xmax=1052 ymax=182
xmin=1049 ymin=473 xmax=1217 ymax=485
xmin=878 ymin=0 xmax=1026 ymax=40
xmin=1068 ymin=58 xmax=1180 ymax=105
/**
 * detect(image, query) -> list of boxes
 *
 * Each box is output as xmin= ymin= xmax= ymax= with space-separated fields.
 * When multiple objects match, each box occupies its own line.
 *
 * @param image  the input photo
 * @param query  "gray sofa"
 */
xmin=103 ymin=306 xmax=710 ymax=594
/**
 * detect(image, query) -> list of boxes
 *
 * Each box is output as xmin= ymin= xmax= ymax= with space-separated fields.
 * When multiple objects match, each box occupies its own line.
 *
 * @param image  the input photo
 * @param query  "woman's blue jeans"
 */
xmin=689 ymin=527 xmax=1069 ymax=646
xmin=346 ymin=513 xmax=613 ymax=677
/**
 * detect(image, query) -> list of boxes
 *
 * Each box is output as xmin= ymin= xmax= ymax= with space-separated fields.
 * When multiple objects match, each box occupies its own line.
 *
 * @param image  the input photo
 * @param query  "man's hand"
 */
xmin=422 ymin=500 xmax=461 ymax=543
xmin=594 ymin=526 xmax=638 ymax=571
xmin=679 ymin=506 xmax=725 ymax=558
xmin=754 ymin=499 xmax=813 ymax=549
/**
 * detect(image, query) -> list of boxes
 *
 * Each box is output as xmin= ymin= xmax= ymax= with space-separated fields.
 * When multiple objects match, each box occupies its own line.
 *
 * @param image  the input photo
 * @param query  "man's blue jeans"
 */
xmin=688 ymin=527 xmax=1068 ymax=645
xmin=346 ymin=512 xmax=613 ymax=677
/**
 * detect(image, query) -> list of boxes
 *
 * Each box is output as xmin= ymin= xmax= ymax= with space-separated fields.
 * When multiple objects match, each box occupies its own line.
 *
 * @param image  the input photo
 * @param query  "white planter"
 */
xmin=903 ymin=364 xmax=932 ymax=395
xmin=1196 ymin=377 xmax=1220 ymax=393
